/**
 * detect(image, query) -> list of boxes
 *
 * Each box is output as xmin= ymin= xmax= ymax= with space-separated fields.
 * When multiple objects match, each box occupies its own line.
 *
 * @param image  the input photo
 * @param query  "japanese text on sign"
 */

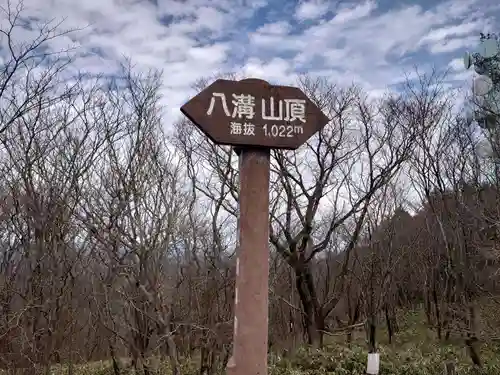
xmin=230 ymin=122 xmax=255 ymax=136
xmin=207 ymin=92 xmax=306 ymax=138
xmin=206 ymin=92 xmax=307 ymax=122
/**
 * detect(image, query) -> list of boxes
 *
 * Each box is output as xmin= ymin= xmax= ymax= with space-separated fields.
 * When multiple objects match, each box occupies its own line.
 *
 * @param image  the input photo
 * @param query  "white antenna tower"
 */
xmin=463 ymin=33 xmax=500 ymax=129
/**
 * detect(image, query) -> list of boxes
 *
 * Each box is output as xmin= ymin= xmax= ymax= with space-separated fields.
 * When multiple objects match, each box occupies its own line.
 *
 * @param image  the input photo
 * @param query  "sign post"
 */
xmin=181 ymin=78 xmax=329 ymax=375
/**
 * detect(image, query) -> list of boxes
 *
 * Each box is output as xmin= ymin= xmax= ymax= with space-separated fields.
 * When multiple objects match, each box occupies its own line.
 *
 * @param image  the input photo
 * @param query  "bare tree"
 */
xmin=408 ymin=75 xmax=500 ymax=367
xmin=0 ymin=72 xmax=106 ymax=373
xmin=175 ymin=116 xmax=237 ymax=375
xmin=174 ymin=73 xmax=429 ymax=348
xmin=267 ymin=75 xmax=428 ymax=347
xmin=353 ymin=182 xmax=409 ymax=351
xmin=0 ymin=0 xmax=81 ymax=137
xmin=77 ymin=64 xmax=186 ymax=375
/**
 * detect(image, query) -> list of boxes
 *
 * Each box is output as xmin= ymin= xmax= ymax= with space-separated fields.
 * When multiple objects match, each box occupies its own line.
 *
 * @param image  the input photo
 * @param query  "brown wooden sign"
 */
xmin=180 ymin=78 xmax=330 ymax=149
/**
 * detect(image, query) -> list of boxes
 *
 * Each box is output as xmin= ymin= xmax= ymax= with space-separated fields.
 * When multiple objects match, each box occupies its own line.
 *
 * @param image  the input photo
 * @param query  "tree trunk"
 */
xmin=385 ymin=305 xmax=393 ymax=344
xmin=108 ymin=339 xmax=122 ymax=375
xmin=466 ymin=337 xmax=481 ymax=367
xmin=466 ymin=305 xmax=481 ymax=367
xmin=444 ymin=361 xmax=456 ymax=375
xmin=166 ymin=334 xmax=181 ymax=375
xmin=199 ymin=345 xmax=210 ymax=375
xmin=295 ymin=265 xmax=324 ymax=348
xmin=424 ymin=289 xmax=432 ymax=326
xmin=366 ymin=315 xmax=377 ymax=353
xmin=157 ymin=316 xmax=180 ymax=375
xmin=347 ymin=298 xmax=361 ymax=344
xmin=346 ymin=331 xmax=353 ymax=343
xmin=432 ymin=288 xmax=442 ymax=340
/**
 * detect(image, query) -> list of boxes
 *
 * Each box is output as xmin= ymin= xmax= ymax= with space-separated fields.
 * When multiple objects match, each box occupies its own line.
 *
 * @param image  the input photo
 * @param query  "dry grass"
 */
xmin=1 ymin=306 xmax=500 ymax=374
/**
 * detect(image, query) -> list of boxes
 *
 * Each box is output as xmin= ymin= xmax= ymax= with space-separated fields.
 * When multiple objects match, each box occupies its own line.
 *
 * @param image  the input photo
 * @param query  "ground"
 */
xmin=2 ymin=307 xmax=500 ymax=375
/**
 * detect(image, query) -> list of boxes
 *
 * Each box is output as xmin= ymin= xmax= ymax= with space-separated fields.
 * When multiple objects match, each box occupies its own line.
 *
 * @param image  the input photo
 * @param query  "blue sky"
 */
xmin=3 ymin=0 xmax=500 ymax=124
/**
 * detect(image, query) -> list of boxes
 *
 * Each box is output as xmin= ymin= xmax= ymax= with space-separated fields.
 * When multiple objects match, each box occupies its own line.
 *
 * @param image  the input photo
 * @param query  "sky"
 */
xmin=2 ymin=0 xmax=500 ymax=127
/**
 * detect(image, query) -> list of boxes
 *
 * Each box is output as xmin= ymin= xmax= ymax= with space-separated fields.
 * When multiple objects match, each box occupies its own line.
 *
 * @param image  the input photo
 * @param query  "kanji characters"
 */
xmin=206 ymin=92 xmax=308 ymax=140
xmin=207 ymin=92 xmax=256 ymax=120
xmin=261 ymin=97 xmax=307 ymax=122
xmin=232 ymin=94 xmax=255 ymax=119
xmin=284 ymin=99 xmax=306 ymax=123
xmin=243 ymin=123 xmax=255 ymax=136
xmin=230 ymin=122 xmax=242 ymax=135
xmin=261 ymin=96 xmax=283 ymax=121
xmin=206 ymin=92 xmax=231 ymax=117
xmin=230 ymin=122 xmax=255 ymax=136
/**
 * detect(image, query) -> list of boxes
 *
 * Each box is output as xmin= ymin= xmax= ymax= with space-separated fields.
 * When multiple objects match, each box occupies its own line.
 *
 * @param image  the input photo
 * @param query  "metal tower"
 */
xmin=464 ymin=33 xmax=500 ymax=129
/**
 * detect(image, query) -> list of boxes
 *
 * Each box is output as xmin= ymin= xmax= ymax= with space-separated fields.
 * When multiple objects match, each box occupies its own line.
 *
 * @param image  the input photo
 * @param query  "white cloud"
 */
xmin=329 ymin=1 xmax=377 ymax=25
xmin=240 ymin=57 xmax=297 ymax=84
xmin=186 ymin=44 xmax=229 ymax=65
xmin=256 ymin=21 xmax=291 ymax=35
xmin=428 ymin=36 xmax=478 ymax=53
xmin=448 ymin=57 xmax=465 ymax=72
xmin=418 ymin=21 xmax=484 ymax=54
xmin=1 ymin=0 xmax=498 ymax=128
xmin=294 ymin=0 xmax=329 ymax=21
xmin=421 ymin=23 xmax=481 ymax=44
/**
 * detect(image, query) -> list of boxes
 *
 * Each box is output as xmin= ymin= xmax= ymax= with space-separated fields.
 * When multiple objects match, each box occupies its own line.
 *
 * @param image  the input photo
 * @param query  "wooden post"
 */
xmin=227 ymin=147 xmax=270 ymax=375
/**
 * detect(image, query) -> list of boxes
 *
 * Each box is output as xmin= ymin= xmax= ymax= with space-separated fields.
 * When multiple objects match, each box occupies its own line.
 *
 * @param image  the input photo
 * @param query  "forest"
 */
xmin=0 ymin=3 xmax=499 ymax=375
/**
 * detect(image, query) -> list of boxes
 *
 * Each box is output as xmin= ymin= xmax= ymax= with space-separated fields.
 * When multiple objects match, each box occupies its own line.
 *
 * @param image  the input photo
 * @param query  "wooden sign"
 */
xmin=180 ymin=77 xmax=330 ymax=375
xmin=180 ymin=78 xmax=330 ymax=150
